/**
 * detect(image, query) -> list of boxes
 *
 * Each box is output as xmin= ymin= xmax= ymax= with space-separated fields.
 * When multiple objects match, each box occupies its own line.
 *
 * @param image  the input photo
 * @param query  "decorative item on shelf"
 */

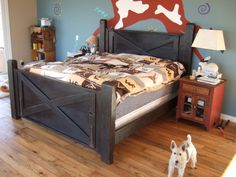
xmin=40 ymin=18 xmax=52 ymax=27
xmin=38 ymin=52 xmax=45 ymax=60
xmin=86 ymin=35 xmax=98 ymax=54
xmin=192 ymin=29 xmax=226 ymax=85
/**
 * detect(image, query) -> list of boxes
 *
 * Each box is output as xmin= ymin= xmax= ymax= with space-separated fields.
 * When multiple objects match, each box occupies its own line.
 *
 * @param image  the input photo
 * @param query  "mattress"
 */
xmin=115 ymin=92 xmax=177 ymax=129
xmin=115 ymin=82 xmax=178 ymax=129
xmin=116 ymin=82 xmax=178 ymax=118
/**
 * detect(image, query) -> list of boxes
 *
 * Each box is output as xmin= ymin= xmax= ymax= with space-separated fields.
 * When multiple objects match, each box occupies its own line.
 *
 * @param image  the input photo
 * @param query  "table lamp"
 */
xmin=191 ymin=29 xmax=226 ymax=80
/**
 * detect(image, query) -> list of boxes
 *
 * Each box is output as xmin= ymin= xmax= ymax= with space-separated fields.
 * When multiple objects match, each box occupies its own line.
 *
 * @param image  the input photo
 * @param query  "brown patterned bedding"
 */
xmin=23 ymin=53 xmax=185 ymax=103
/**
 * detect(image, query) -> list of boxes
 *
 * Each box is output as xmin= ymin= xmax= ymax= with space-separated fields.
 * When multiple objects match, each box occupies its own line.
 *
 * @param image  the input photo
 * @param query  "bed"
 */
xmin=8 ymin=19 xmax=195 ymax=164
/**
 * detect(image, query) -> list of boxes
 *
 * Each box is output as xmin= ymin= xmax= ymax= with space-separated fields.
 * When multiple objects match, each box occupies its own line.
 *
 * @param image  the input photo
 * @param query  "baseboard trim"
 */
xmin=221 ymin=114 xmax=236 ymax=123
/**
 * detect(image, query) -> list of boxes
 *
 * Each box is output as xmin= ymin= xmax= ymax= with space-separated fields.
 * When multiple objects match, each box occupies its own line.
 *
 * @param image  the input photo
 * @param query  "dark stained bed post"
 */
xmin=99 ymin=19 xmax=107 ymax=53
xmin=7 ymin=59 xmax=21 ymax=119
xmin=99 ymin=82 xmax=116 ymax=164
xmin=179 ymin=23 xmax=195 ymax=75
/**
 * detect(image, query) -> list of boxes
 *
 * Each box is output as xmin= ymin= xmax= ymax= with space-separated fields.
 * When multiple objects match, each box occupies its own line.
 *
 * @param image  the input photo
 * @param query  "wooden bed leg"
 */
xmin=99 ymin=82 xmax=116 ymax=164
xmin=7 ymin=59 xmax=21 ymax=119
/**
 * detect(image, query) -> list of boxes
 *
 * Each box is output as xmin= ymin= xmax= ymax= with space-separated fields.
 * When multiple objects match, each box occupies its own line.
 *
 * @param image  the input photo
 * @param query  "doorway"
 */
xmin=0 ymin=0 xmax=12 ymax=73
xmin=0 ymin=1 xmax=5 ymax=73
xmin=0 ymin=0 xmax=11 ymax=98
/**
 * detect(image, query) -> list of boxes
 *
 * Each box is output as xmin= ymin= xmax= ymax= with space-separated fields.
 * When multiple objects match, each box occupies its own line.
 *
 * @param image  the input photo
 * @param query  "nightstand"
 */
xmin=176 ymin=76 xmax=226 ymax=130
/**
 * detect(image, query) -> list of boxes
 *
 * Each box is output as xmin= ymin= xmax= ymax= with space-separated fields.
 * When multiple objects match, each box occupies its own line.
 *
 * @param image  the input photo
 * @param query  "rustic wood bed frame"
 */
xmin=8 ymin=19 xmax=195 ymax=164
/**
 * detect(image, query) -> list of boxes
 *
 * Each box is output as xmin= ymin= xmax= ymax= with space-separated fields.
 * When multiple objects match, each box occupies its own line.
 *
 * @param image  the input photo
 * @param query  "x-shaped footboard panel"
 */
xmin=18 ymin=71 xmax=95 ymax=147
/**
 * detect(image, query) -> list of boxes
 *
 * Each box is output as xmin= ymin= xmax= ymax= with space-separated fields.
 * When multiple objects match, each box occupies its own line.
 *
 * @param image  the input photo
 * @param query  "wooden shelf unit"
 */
xmin=176 ymin=76 xmax=226 ymax=130
xmin=30 ymin=26 xmax=56 ymax=62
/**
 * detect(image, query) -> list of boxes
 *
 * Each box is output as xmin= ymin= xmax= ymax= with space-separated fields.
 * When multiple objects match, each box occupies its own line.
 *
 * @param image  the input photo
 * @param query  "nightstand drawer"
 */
xmin=182 ymin=84 xmax=209 ymax=96
xmin=196 ymin=87 xmax=210 ymax=96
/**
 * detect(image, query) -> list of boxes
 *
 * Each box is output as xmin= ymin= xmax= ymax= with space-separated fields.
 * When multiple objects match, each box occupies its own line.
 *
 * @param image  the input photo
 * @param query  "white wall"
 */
xmin=0 ymin=1 xmax=4 ymax=72
xmin=0 ymin=48 xmax=5 ymax=72
xmin=0 ymin=1 xmax=3 ymax=48
xmin=8 ymin=0 xmax=37 ymax=63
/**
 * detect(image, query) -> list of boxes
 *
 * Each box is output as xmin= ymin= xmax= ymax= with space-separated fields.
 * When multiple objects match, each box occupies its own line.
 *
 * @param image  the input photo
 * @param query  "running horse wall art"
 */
xmin=93 ymin=0 xmax=203 ymax=60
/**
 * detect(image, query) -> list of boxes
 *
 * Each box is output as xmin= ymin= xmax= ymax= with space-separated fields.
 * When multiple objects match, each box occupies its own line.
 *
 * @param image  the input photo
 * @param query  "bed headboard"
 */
xmin=99 ymin=19 xmax=195 ymax=75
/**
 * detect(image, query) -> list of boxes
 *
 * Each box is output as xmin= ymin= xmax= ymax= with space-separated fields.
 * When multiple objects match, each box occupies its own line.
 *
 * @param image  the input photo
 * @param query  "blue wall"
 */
xmin=37 ymin=0 xmax=236 ymax=118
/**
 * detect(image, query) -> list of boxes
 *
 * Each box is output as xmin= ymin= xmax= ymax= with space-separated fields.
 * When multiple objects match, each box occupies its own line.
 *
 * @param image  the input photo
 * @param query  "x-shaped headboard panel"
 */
xmin=108 ymin=29 xmax=180 ymax=60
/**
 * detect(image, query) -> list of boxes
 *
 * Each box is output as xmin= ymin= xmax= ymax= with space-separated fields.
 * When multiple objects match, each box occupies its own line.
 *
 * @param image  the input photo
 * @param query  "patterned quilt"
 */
xmin=23 ymin=53 xmax=185 ymax=103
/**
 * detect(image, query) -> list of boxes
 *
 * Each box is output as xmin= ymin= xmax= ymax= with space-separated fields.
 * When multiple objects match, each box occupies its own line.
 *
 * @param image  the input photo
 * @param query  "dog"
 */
xmin=168 ymin=134 xmax=197 ymax=177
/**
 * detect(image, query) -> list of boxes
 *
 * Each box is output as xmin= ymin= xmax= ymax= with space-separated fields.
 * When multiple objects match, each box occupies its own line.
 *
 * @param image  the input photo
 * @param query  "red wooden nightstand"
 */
xmin=176 ymin=76 xmax=226 ymax=130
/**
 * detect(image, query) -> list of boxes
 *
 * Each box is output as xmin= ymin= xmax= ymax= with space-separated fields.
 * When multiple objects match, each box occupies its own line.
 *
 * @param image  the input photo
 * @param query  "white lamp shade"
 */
xmin=192 ymin=29 xmax=226 ymax=51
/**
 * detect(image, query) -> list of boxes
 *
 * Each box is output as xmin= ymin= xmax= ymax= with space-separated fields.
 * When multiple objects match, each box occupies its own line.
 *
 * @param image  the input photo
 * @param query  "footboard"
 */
xmin=8 ymin=60 xmax=116 ymax=164
xmin=8 ymin=60 xmax=97 ymax=148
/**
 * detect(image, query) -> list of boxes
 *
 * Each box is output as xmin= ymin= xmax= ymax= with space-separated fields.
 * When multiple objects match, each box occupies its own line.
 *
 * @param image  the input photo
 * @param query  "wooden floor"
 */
xmin=0 ymin=97 xmax=236 ymax=177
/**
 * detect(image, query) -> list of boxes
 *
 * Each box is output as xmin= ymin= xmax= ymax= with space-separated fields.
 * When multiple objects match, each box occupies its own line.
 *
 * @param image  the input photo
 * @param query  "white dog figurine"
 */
xmin=168 ymin=134 xmax=197 ymax=177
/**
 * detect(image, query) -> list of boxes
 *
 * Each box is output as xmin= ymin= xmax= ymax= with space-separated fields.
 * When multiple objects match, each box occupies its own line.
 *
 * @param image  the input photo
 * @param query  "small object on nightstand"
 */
xmin=86 ymin=35 xmax=98 ymax=55
xmin=176 ymin=76 xmax=226 ymax=130
xmin=80 ymin=45 xmax=90 ymax=55
xmin=197 ymin=76 xmax=220 ymax=85
xmin=90 ymin=44 xmax=97 ymax=54
xmin=190 ymin=69 xmax=196 ymax=80
xmin=189 ymin=75 xmax=196 ymax=80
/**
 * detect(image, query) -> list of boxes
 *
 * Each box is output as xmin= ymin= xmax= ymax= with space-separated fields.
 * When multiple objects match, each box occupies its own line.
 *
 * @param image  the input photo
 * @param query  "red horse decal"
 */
xmin=93 ymin=0 xmax=203 ymax=60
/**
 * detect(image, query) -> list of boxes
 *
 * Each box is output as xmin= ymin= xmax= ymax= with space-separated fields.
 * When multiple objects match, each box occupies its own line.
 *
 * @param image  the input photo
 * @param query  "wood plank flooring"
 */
xmin=0 ymin=97 xmax=236 ymax=177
